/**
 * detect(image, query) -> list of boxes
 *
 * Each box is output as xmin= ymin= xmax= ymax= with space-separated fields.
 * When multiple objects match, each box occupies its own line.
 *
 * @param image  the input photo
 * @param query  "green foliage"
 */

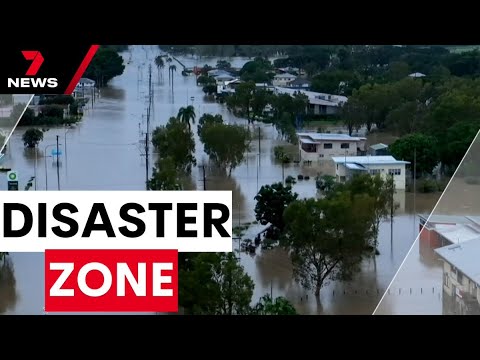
xmin=417 ymin=178 xmax=439 ymax=193
xmin=179 ymin=253 xmax=254 ymax=315
xmin=389 ymin=133 xmax=439 ymax=177
xmin=199 ymin=122 xmax=250 ymax=175
xmin=22 ymin=128 xmax=43 ymax=148
xmin=39 ymin=95 xmax=75 ymax=105
xmin=151 ymin=117 xmax=196 ymax=173
xmin=84 ymin=47 xmax=125 ymax=86
xmin=216 ymin=60 xmax=231 ymax=70
xmin=254 ymin=182 xmax=298 ymax=232
xmin=177 ymin=105 xmax=196 ymax=129
xmin=226 ymin=81 xmax=256 ymax=121
xmin=283 ymin=173 xmax=394 ymax=295
xmin=197 ymin=113 xmax=224 ymax=136
xmin=148 ymin=157 xmax=183 ymax=190
xmin=251 ymin=294 xmax=297 ymax=315
xmin=197 ymin=75 xmax=215 ymax=86
xmin=239 ymin=58 xmax=274 ymax=83
xmin=39 ymin=105 xmax=64 ymax=119
xmin=315 ymin=175 xmax=337 ymax=193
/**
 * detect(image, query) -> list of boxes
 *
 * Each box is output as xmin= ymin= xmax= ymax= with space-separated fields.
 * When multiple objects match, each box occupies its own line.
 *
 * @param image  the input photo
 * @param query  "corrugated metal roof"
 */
xmin=297 ymin=132 xmax=366 ymax=142
xmin=370 ymin=143 xmax=389 ymax=150
xmin=345 ymin=163 xmax=368 ymax=170
xmin=435 ymin=238 xmax=480 ymax=285
xmin=332 ymin=155 xmax=410 ymax=165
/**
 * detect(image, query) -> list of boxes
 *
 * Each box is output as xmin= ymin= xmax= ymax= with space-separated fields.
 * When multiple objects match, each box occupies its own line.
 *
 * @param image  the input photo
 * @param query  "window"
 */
xmin=323 ymin=143 xmax=333 ymax=149
xmin=458 ymin=272 xmax=463 ymax=284
xmin=319 ymin=154 xmax=324 ymax=158
xmin=388 ymin=168 xmax=401 ymax=175
xmin=370 ymin=169 xmax=381 ymax=175
xmin=444 ymin=274 xmax=449 ymax=287
xmin=341 ymin=143 xmax=350 ymax=149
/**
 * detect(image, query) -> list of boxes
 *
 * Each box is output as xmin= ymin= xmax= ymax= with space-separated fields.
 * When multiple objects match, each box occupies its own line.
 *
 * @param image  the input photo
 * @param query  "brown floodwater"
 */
xmin=0 ymin=45 xmax=440 ymax=315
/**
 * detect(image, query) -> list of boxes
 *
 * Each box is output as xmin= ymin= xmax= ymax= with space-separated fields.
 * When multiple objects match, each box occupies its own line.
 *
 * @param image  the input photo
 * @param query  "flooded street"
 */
xmin=0 ymin=46 xmax=440 ymax=314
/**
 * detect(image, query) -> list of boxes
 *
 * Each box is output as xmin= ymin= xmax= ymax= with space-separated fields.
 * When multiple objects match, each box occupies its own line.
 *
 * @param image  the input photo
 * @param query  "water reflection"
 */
xmin=0 ymin=257 xmax=18 ymax=314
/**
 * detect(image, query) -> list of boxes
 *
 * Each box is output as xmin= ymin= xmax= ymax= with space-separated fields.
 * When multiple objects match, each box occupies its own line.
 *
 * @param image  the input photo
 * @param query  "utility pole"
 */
xmin=258 ymin=127 xmax=261 ymax=155
xmin=200 ymin=165 xmax=207 ymax=190
xmin=145 ymin=64 xmax=152 ymax=190
xmin=56 ymin=135 xmax=60 ymax=190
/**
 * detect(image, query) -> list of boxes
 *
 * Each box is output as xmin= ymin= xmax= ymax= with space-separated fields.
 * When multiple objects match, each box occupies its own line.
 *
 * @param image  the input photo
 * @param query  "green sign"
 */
xmin=7 ymin=170 xmax=18 ymax=191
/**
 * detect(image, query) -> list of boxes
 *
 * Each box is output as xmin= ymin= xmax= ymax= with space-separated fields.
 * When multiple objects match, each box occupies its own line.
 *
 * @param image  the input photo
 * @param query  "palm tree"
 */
xmin=177 ymin=105 xmax=196 ymax=129
xmin=154 ymin=56 xmax=164 ymax=81
xmin=169 ymin=64 xmax=177 ymax=90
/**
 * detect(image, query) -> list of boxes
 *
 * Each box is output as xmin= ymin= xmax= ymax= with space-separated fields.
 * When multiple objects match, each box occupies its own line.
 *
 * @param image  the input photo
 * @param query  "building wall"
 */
xmin=299 ymin=139 xmax=359 ymax=161
xmin=311 ymin=104 xmax=338 ymax=115
xmin=273 ymin=78 xmax=295 ymax=87
xmin=334 ymin=163 xmax=407 ymax=190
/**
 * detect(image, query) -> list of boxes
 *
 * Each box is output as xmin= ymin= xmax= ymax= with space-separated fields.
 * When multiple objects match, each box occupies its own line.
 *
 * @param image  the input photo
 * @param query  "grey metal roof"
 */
xmin=331 ymin=155 xmax=410 ymax=165
xmin=418 ymin=214 xmax=475 ymax=225
xmin=435 ymin=238 xmax=480 ymax=285
xmin=297 ymin=132 xmax=366 ymax=142
xmin=345 ymin=163 xmax=368 ymax=170
xmin=370 ymin=143 xmax=389 ymax=150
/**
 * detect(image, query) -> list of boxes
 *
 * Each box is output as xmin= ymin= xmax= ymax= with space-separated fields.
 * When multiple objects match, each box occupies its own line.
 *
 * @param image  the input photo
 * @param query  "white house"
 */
xmin=435 ymin=239 xmax=480 ymax=311
xmin=274 ymin=87 xmax=348 ymax=115
xmin=217 ymin=79 xmax=242 ymax=94
xmin=213 ymin=73 xmax=236 ymax=85
xmin=297 ymin=132 xmax=366 ymax=162
xmin=272 ymin=73 xmax=297 ymax=87
xmin=331 ymin=155 xmax=410 ymax=190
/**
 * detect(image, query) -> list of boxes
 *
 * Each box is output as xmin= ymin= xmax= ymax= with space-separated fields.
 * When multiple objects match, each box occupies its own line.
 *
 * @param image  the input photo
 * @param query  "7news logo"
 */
xmin=7 ymin=50 xmax=58 ymax=88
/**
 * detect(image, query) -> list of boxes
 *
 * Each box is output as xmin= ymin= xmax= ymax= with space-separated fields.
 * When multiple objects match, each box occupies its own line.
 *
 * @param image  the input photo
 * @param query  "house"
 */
xmin=435 ymin=239 xmax=480 ymax=313
xmin=287 ymin=77 xmax=311 ymax=89
xmin=213 ymin=73 xmax=236 ymax=85
xmin=217 ymin=79 xmax=242 ymax=94
xmin=331 ymin=155 xmax=410 ymax=190
xmin=368 ymin=143 xmax=389 ymax=156
xmin=274 ymin=87 xmax=348 ymax=115
xmin=208 ymin=69 xmax=232 ymax=78
xmin=418 ymin=214 xmax=480 ymax=248
xmin=272 ymin=73 xmax=297 ymax=87
xmin=297 ymin=132 xmax=366 ymax=162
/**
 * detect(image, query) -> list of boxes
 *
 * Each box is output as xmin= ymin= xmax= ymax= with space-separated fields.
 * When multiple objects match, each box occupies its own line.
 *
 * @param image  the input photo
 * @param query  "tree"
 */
xmin=169 ymin=64 xmax=177 ymax=88
xmin=154 ymin=55 xmax=164 ymax=80
xmin=216 ymin=60 xmax=231 ymax=70
xmin=84 ymin=47 xmax=125 ymax=86
xmin=151 ymin=117 xmax=196 ymax=173
xmin=12 ymin=105 xmax=34 ymax=126
xmin=179 ymin=253 xmax=254 ymax=315
xmin=254 ymin=182 xmax=298 ymax=233
xmin=197 ymin=113 xmax=224 ymax=137
xmin=251 ymin=294 xmax=297 ymax=315
xmin=385 ymin=100 xmax=428 ymax=136
xmin=389 ymin=133 xmax=439 ymax=177
xmin=177 ymin=105 xmax=196 ymax=129
xmin=442 ymin=120 xmax=479 ymax=174
xmin=199 ymin=123 xmax=250 ymax=175
xmin=0 ymin=257 xmax=17 ymax=314
xmin=226 ymin=81 xmax=256 ymax=122
xmin=22 ymin=128 xmax=43 ymax=148
xmin=339 ymin=173 xmax=396 ymax=248
xmin=148 ymin=157 xmax=183 ymax=190
xmin=340 ymin=98 xmax=366 ymax=136
xmin=282 ymin=192 xmax=376 ymax=296
xmin=315 ymin=175 xmax=337 ymax=194
xmin=387 ymin=61 xmax=410 ymax=81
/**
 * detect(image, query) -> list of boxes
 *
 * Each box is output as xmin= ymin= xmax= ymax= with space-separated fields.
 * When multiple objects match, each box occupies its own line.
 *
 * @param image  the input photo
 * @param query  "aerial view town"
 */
xmin=1 ymin=44 xmax=479 ymax=315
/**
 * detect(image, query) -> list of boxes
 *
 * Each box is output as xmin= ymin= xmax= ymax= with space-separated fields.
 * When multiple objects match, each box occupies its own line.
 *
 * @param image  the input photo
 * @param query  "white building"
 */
xmin=298 ymin=132 xmax=366 ymax=162
xmin=272 ymin=73 xmax=297 ymax=87
xmin=331 ymin=155 xmax=410 ymax=190
xmin=274 ymin=87 xmax=348 ymax=115
xmin=435 ymin=239 xmax=480 ymax=309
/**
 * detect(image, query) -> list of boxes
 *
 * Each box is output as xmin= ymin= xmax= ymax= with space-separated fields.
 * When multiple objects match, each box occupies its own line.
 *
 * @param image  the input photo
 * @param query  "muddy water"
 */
xmin=0 ymin=45 xmax=440 ymax=314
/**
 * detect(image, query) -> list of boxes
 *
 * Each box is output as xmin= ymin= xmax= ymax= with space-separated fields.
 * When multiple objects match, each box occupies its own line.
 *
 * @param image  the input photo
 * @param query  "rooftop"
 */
xmin=434 ymin=224 xmax=480 ymax=245
xmin=435 ymin=238 xmax=480 ymax=285
xmin=79 ymin=77 xmax=95 ymax=84
xmin=418 ymin=214 xmax=480 ymax=226
xmin=274 ymin=73 xmax=296 ymax=79
xmin=408 ymin=72 xmax=426 ymax=78
xmin=370 ymin=143 xmax=389 ymax=150
xmin=274 ymin=87 xmax=348 ymax=105
xmin=297 ymin=132 xmax=366 ymax=142
xmin=331 ymin=155 xmax=410 ymax=165
xmin=288 ymin=77 xmax=311 ymax=86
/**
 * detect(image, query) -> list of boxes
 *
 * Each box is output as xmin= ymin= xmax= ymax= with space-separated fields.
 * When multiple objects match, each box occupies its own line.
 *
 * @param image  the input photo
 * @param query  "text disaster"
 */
xmin=0 ymin=191 xmax=232 ymax=312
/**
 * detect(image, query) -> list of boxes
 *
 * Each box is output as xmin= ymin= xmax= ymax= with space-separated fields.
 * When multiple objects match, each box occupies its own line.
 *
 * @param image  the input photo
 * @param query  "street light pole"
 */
xmin=44 ymin=143 xmax=59 ymax=190
xmin=56 ymin=135 xmax=60 ymax=190
xmin=34 ymin=144 xmax=38 ymax=190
